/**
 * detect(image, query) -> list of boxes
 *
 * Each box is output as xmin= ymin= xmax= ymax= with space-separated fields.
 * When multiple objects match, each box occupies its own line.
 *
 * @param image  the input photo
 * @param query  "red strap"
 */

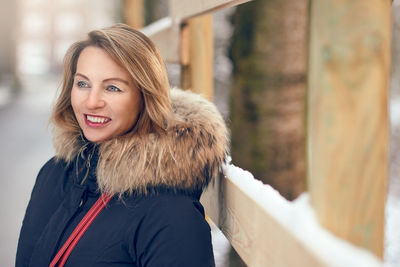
xmin=49 ymin=193 xmax=113 ymax=267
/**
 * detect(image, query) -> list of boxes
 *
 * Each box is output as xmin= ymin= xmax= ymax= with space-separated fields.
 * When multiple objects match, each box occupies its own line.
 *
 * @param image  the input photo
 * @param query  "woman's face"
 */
xmin=71 ymin=46 xmax=142 ymax=143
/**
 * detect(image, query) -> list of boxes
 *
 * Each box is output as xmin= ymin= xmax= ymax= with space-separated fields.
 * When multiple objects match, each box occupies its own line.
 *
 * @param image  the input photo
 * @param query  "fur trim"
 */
xmin=53 ymin=88 xmax=229 ymax=196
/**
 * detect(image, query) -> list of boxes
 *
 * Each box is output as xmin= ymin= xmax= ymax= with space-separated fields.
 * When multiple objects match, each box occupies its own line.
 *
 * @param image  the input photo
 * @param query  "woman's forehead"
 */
xmin=76 ymin=46 xmax=132 ymax=83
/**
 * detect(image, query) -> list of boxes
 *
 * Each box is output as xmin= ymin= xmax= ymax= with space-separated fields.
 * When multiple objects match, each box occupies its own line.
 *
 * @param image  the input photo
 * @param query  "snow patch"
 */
xmin=385 ymin=194 xmax=400 ymax=267
xmin=390 ymin=98 xmax=400 ymax=126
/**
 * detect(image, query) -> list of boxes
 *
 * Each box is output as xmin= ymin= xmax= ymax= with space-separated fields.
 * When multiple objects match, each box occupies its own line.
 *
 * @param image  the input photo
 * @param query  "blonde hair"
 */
xmin=52 ymin=23 xmax=172 ymax=140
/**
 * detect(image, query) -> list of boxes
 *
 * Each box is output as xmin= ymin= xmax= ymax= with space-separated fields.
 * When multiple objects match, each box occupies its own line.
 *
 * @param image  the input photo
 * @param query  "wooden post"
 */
xmin=180 ymin=14 xmax=214 ymax=101
xmin=307 ymin=0 xmax=391 ymax=258
xmin=124 ymin=0 xmax=144 ymax=29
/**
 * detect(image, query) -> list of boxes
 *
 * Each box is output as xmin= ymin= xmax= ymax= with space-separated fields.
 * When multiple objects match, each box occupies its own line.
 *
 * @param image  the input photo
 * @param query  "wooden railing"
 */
xmin=126 ymin=0 xmax=392 ymax=266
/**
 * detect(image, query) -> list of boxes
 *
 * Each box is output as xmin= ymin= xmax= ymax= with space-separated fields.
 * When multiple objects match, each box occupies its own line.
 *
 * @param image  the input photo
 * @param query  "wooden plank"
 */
xmin=180 ymin=14 xmax=214 ymax=100
xmin=141 ymin=17 xmax=180 ymax=63
xmin=201 ymin=175 xmax=327 ymax=267
xmin=124 ymin=0 xmax=144 ymax=29
xmin=169 ymin=0 xmax=252 ymax=20
xmin=307 ymin=0 xmax=391 ymax=258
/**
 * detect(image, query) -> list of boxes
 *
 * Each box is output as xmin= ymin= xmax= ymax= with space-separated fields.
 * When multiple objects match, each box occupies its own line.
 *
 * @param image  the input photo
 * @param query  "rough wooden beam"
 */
xmin=169 ymin=0 xmax=252 ymax=20
xmin=307 ymin=0 xmax=391 ymax=258
xmin=201 ymin=170 xmax=382 ymax=267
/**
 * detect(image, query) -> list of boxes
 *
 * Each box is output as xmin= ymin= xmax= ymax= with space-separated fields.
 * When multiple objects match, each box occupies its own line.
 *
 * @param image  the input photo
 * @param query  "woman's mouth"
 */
xmin=84 ymin=114 xmax=111 ymax=127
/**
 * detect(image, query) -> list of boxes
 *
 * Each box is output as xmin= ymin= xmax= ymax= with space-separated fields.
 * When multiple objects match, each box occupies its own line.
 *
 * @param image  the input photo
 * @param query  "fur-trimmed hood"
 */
xmin=53 ymin=88 xmax=229 ymax=196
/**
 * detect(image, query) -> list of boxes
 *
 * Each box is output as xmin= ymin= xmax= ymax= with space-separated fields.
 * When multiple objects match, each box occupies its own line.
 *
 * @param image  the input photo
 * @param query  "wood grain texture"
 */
xmin=307 ymin=0 xmax=391 ymax=258
xmin=201 ymin=175 xmax=327 ymax=267
xmin=180 ymin=15 xmax=214 ymax=100
xmin=169 ymin=0 xmax=252 ymax=20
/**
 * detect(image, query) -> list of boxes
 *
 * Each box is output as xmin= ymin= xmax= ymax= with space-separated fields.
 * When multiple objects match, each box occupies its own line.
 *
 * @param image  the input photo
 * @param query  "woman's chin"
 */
xmin=82 ymin=132 xmax=110 ymax=143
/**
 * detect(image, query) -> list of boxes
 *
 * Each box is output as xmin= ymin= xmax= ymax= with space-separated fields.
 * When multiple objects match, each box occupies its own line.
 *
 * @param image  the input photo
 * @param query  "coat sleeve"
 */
xmin=130 ymin=196 xmax=215 ymax=267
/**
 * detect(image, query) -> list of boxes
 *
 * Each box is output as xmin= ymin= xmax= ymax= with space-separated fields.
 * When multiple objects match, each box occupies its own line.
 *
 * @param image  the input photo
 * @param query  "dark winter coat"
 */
xmin=16 ymin=89 xmax=229 ymax=267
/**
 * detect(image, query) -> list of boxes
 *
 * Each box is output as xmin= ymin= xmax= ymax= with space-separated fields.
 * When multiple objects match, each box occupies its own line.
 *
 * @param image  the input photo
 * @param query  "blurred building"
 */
xmin=17 ymin=0 xmax=123 ymax=76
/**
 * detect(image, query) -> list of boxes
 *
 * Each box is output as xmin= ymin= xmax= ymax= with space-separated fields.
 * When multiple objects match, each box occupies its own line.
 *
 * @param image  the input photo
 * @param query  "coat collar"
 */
xmin=53 ymin=88 xmax=229 ymax=197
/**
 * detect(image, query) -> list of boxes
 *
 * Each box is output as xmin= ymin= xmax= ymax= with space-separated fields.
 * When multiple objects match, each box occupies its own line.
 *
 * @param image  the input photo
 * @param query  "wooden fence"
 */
xmin=126 ymin=0 xmax=392 ymax=266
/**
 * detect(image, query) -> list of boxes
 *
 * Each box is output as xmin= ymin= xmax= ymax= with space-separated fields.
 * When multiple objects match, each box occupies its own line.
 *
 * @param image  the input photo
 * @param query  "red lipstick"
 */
xmin=84 ymin=114 xmax=111 ymax=128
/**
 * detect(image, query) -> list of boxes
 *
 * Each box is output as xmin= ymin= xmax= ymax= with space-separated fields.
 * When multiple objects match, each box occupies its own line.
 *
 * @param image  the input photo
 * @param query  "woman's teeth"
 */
xmin=87 ymin=115 xmax=110 ymax=123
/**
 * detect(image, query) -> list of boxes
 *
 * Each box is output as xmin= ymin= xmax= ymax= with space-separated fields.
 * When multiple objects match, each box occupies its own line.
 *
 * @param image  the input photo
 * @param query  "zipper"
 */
xmin=76 ymin=143 xmax=96 ymax=209
xmin=80 ymin=151 xmax=92 ymax=186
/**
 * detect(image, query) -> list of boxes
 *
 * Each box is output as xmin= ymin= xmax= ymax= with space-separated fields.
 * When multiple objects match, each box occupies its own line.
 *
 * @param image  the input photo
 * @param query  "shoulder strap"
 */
xmin=49 ymin=193 xmax=113 ymax=267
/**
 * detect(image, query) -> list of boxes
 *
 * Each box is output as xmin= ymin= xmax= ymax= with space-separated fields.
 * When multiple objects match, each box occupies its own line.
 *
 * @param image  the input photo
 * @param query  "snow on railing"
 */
xmin=207 ymin=158 xmax=383 ymax=266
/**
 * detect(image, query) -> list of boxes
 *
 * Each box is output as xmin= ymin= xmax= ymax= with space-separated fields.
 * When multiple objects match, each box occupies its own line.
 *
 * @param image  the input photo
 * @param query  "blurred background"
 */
xmin=0 ymin=0 xmax=399 ymax=266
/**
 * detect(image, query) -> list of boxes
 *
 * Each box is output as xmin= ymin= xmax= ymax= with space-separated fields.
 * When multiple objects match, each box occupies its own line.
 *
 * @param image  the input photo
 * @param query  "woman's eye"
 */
xmin=77 ymin=81 xmax=88 ymax=88
xmin=107 ymin=85 xmax=121 ymax=92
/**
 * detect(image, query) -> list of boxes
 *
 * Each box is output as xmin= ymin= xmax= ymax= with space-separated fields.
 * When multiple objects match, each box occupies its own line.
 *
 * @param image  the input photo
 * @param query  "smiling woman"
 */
xmin=16 ymin=24 xmax=229 ymax=267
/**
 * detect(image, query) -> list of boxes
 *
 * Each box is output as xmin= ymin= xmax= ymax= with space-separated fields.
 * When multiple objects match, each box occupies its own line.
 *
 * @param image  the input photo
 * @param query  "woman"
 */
xmin=16 ymin=24 xmax=229 ymax=266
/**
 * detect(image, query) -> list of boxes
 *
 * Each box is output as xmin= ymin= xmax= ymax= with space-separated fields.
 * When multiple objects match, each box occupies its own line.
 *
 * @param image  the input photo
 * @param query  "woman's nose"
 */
xmin=86 ymin=89 xmax=105 ymax=109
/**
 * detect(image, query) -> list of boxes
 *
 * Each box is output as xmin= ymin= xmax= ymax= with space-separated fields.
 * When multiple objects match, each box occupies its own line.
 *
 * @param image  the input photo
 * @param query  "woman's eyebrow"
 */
xmin=74 ymin=73 xmax=89 ymax=80
xmin=103 ymin=78 xmax=130 ymax=85
xmin=74 ymin=73 xmax=129 ymax=85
